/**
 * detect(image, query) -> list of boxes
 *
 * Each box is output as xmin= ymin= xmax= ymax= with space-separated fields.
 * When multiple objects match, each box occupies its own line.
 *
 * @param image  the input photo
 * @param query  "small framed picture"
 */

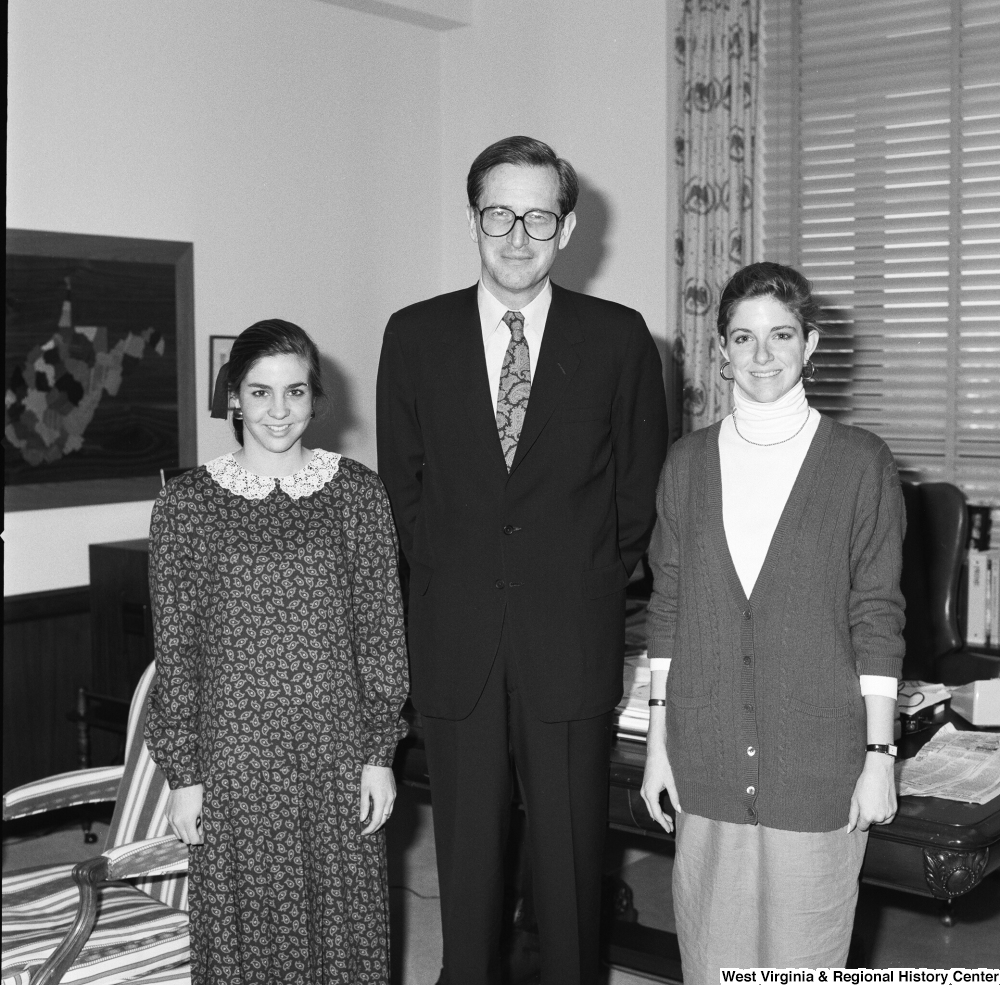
xmin=209 ymin=335 xmax=237 ymax=410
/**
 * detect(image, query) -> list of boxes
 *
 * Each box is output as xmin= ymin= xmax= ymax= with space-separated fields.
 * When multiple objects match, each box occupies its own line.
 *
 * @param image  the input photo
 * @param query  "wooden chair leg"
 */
xmin=74 ymin=688 xmax=100 ymax=844
xmin=75 ymin=687 xmax=91 ymax=772
xmin=940 ymin=897 xmax=956 ymax=927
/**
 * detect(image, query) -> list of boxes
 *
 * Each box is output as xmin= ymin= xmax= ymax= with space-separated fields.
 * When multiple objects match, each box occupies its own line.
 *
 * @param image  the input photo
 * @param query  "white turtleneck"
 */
xmin=712 ymin=381 xmax=895 ymax=700
xmin=720 ymin=381 xmax=819 ymax=595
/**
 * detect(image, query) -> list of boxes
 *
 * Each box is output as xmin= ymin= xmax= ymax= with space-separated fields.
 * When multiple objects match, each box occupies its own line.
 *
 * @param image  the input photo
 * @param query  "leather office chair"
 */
xmin=900 ymin=481 xmax=1000 ymax=685
xmin=2 ymin=662 xmax=190 ymax=985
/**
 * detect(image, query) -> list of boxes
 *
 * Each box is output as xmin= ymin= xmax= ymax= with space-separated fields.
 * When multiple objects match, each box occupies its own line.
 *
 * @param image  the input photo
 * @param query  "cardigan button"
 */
xmin=744 ymin=703 xmax=753 ymax=713
xmin=495 ymin=579 xmax=505 ymax=590
xmin=743 ymin=656 xmax=752 ymax=666
xmin=747 ymin=785 xmax=756 ymax=796
xmin=747 ymin=746 xmax=756 ymax=756
xmin=743 ymin=609 xmax=752 ymax=620
xmin=503 ymin=524 xmax=515 ymax=535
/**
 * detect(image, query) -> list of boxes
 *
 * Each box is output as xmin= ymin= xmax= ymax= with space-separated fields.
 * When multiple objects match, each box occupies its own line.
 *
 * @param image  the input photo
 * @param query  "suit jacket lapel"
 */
xmin=509 ymin=283 xmax=582 ymax=473
xmin=441 ymin=285 xmax=509 ymax=477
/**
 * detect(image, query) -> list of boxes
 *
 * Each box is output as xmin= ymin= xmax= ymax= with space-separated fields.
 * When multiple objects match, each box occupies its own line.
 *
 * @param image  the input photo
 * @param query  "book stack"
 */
xmin=966 ymin=505 xmax=1000 ymax=648
xmin=615 ymin=652 xmax=651 ymax=741
xmin=966 ymin=549 xmax=1000 ymax=647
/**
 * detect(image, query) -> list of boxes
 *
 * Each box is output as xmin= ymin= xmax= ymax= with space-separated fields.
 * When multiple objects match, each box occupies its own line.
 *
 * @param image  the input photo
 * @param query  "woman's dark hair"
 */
xmin=226 ymin=319 xmax=324 ymax=446
xmin=716 ymin=262 xmax=821 ymax=341
xmin=467 ymin=136 xmax=579 ymax=216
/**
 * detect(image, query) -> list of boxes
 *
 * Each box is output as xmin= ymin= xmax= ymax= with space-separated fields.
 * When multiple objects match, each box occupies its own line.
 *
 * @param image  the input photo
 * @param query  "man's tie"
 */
xmin=496 ymin=310 xmax=530 ymax=471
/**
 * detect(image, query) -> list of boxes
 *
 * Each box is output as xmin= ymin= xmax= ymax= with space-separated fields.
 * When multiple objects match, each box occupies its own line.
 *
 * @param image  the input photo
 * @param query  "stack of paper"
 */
xmin=896 ymin=724 xmax=1000 ymax=804
xmin=615 ymin=652 xmax=651 ymax=741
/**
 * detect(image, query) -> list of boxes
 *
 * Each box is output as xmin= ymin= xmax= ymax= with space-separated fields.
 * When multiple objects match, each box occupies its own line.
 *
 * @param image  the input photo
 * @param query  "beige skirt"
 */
xmin=673 ymin=812 xmax=868 ymax=985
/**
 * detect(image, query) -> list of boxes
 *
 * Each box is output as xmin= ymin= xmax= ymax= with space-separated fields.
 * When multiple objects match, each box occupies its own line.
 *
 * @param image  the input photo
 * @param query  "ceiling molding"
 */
xmin=314 ymin=0 xmax=470 ymax=31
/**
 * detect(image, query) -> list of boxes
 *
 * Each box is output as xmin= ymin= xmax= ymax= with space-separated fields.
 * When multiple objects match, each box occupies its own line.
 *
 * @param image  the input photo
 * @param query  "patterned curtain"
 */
xmin=673 ymin=0 xmax=760 ymax=435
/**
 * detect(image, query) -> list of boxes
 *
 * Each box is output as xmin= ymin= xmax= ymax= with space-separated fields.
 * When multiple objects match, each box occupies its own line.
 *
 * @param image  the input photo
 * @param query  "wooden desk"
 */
xmin=604 ymin=716 xmax=1000 ymax=900
xmin=89 ymin=539 xmax=155 ymax=701
xmin=396 ymin=705 xmax=1000 ymax=982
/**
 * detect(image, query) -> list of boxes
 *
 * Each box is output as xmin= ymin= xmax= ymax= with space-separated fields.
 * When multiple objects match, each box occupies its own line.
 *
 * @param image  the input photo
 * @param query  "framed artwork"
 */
xmin=208 ymin=335 xmax=237 ymax=411
xmin=4 ymin=229 xmax=196 ymax=510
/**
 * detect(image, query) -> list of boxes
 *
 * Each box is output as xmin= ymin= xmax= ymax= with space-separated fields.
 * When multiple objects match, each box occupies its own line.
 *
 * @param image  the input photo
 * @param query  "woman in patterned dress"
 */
xmin=145 ymin=319 xmax=409 ymax=984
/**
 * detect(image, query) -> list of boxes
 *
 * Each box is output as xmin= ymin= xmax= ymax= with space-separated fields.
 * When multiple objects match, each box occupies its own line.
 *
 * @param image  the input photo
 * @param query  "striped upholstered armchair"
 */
xmin=2 ymin=662 xmax=190 ymax=984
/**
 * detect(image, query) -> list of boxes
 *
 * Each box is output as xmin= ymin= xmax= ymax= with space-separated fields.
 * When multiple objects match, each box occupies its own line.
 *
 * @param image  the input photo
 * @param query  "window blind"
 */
xmin=762 ymin=0 xmax=1000 ymax=506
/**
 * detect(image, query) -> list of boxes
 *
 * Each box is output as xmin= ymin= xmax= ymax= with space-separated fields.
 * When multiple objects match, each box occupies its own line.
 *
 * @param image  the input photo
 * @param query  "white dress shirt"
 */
xmin=478 ymin=279 xmax=552 ymax=415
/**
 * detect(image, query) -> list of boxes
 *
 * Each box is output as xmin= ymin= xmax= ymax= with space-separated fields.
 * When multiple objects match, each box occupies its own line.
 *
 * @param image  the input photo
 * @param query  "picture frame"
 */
xmin=5 ymin=229 xmax=196 ymax=510
xmin=208 ymin=335 xmax=237 ymax=411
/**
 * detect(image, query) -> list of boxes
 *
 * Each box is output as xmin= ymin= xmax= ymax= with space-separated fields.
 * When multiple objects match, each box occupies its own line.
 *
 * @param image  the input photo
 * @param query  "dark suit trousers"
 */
xmin=422 ymin=616 xmax=612 ymax=985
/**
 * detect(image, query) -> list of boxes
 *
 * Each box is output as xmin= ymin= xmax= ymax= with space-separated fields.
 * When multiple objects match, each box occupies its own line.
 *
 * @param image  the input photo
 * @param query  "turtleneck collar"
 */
xmin=731 ymin=380 xmax=812 ymax=442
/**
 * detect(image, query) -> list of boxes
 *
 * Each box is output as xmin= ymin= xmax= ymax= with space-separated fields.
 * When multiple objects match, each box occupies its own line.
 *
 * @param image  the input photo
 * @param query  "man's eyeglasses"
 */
xmin=477 ymin=207 xmax=565 ymax=242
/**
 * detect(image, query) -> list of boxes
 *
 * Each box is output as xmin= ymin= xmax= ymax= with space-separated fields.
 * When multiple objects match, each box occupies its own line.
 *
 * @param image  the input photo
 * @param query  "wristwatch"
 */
xmin=866 ymin=743 xmax=897 ymax=757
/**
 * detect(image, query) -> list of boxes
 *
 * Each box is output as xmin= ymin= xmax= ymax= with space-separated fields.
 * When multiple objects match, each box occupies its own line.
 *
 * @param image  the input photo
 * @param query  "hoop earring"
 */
xmin=233 ymin=409 xmax=243 ymax=421
xmin=719 ymin=361 xmax=735 ymax=382
xmin=801 ymin=359 xmax=816 ymax=383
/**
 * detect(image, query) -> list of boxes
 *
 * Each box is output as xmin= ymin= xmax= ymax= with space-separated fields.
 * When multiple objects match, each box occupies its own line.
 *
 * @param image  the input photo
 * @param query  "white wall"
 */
xmin=438 ymin=0 xmax=675 ymax=354
xmin=5 ymin=0 xmax=443 ymax=595
xmin=5 ymin=0 xmax=680 ymax=597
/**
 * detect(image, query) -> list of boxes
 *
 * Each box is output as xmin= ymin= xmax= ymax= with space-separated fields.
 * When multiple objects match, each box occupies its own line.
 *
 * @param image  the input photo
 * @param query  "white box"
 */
xmin=950 ymin=679 xmax=1000 ymax=727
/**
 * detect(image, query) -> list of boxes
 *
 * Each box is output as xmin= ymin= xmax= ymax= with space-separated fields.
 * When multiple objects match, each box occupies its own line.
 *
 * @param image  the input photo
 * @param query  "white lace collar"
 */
xmin=206 ymin=449 xmax=341 ymax=501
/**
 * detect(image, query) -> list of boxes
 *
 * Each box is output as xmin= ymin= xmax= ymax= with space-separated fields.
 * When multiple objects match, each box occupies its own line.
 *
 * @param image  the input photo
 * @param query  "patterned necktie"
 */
xmin=496 ymin=310 xmax=530 ymax=471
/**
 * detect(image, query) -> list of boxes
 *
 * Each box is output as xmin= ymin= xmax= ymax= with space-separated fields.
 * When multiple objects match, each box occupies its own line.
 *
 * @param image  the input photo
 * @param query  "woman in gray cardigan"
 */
xmin=641 ymin=262 xmax=904 ymax=980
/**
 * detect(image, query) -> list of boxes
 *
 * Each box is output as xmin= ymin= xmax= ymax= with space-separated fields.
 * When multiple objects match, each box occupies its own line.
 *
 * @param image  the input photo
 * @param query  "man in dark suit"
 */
xmin=376 ymin=136 xmax=668 ymax=985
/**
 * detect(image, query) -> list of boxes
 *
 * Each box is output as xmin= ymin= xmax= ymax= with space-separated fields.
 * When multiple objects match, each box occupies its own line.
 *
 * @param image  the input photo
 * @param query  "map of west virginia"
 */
xmin=5 ymin=294 xmax=165 ymax=467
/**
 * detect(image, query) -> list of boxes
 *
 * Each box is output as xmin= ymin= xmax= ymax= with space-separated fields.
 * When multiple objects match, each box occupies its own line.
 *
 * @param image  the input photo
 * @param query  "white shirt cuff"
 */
xmin=648 ymin=657 xmax=671 ymax=676
xmin=859 ymin=674 xmax=898 ymax=699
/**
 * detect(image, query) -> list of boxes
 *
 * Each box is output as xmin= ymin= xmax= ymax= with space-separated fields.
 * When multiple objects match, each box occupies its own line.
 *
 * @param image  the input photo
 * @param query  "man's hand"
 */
xmin=847 ymin=753 xmax=897 ymax=833
xmin=166 ymin=784 xmax=204 ymax=845
xmin=360 ymin=764 xmax=396 ymax=836
xmin=640 ymin=740 xmax=680 ymax=834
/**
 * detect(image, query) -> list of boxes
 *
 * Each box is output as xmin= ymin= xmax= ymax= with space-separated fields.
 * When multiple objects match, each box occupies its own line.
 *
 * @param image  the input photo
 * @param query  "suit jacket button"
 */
xmin=503 ymin=524 xmax=514 ymax=535
xmin=495 ymin=579 xmax=505 ymax=590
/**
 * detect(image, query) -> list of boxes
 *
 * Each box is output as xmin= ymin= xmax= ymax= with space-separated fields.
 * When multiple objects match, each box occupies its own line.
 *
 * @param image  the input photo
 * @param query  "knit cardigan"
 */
xmin=647 ymin=414 xmax=906 ymax=832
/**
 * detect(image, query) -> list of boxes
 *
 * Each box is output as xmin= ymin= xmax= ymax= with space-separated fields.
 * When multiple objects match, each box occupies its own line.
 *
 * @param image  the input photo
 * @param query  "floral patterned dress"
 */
xmin=145 ymin=450 xmax=409 ymax=985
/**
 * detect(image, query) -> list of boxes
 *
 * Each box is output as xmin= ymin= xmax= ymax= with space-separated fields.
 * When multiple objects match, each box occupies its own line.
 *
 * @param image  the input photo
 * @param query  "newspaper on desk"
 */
xmin=615 ymin=651 xmax=651 ymax=740
xmin=895 ymin=723 xmax=1000 ymax=804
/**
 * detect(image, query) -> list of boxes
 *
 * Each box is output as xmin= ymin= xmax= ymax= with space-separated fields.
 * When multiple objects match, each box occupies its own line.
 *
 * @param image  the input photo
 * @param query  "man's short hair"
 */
xmin=467 ymin=136 xmax=580 ymax=217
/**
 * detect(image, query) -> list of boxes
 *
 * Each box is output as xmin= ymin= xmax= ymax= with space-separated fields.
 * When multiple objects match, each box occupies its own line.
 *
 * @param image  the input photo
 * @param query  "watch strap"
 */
xmin=866 ymin=743 xmax=897 ymax=757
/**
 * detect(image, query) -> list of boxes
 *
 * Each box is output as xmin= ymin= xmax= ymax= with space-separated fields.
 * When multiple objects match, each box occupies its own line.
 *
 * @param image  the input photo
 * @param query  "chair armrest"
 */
xmin=937 ymin=648 xmax=1000 ymax=686
xmin=2 ymin=765 xmax=125 ymax=821
xmin=104 ymin=834 xmax=189 ymax=880
xmin=31 ymin=837 xmax=189 ymax=985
